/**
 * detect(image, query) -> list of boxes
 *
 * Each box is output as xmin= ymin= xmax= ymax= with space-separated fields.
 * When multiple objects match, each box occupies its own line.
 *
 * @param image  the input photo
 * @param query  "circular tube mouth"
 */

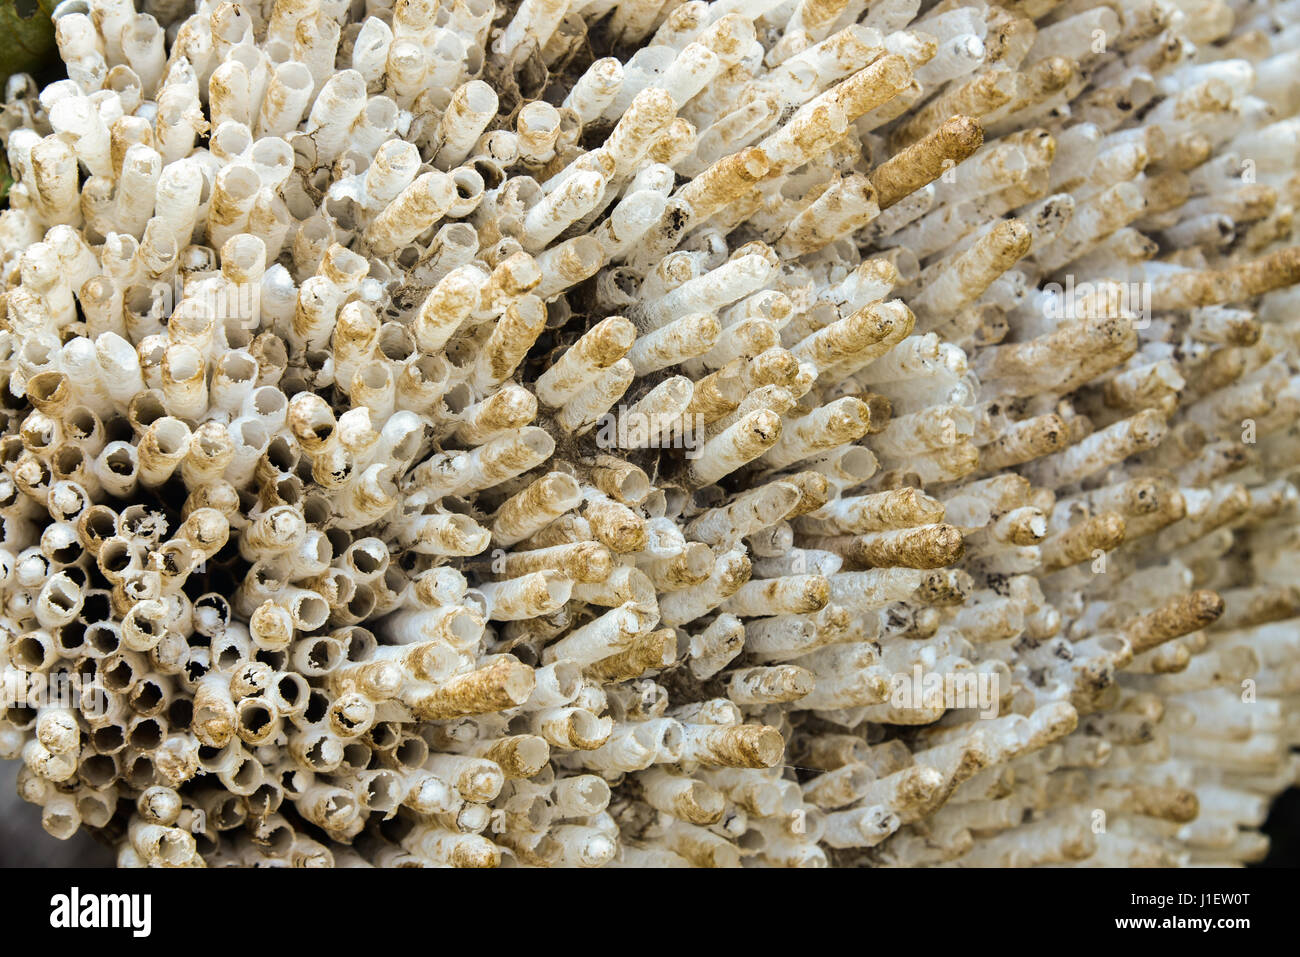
xmin=13 ymin=634 xmax=51 ymax=670
xmin=364 ymin=96 xmax=399 ymax=130
xmin=357 ymin=360 xmax=392 ymax=391
xmin=378 ymin=322 xmax=415 ymax=361
xmin=519 ymin=100 xmax=560 ymax=134
xmin=612 ymin=468 xmax=650 ymax=504
xmin=656 ymin=720 xmax=685 ymax=762
xmin=542 ymin=575 xmax=574 ymax=608
xmin=328 ymin=246 xmax=370 ymax=285
xmin=224 ymin=754 xmax=262 ymax=795
xmin=211 ymin=121 xmax=252 ymax=162
xmin=564 ymin=709 xmax=608 ymax=747
xmin=51 ymin=0 xmax=91 ymax=21
xmin=301 ymin=636 xmax=343 ymax=674
xmin=394 ymin=734 xmax=429 ymax=768
xmin=124 ymin=754 xmax=156 ymax=790
xmin=218 ymin=164 xmax=260 ymax=204
xmin=270 ymin=672 xmax=309 ymax=715
xmin=327 ymin=70 xmax=367 ymax=103
xmin=292 ymin=593 xmax=330 ymax=631
xmin=463 ymin=79 xmax=497 ymax=116
xmin=85 ymin=621 xmax=122 ymax=657
xmin=42 ymin=803 xmax=79 ymax=841
xmin=78 ymin=753 xmax=118 ymax=788
xmin=347 ymin=540 xmax=387 ymax=577
xmin=128 ymin=717 xmax=163 ymax=750
xmin=520 ymin=427 xmax=556 ymax=459
xmin=233 ymin=418 xmax=270 ymax=456
xmin=163 ymin=344 xmax=202 ymax=383
xmin=449 ymin=167 xmax=485 ymax=215
xmin=428 ymin=605 xmax=476 ymax=648
xmin=212 ymin=5 xmax=250 ymax=44
xmin=363 ymin=771 xmax=403 ymax=813
xmin=150 ymin=418 xmax=190 ymax=456
xmin=236 ymin=699 xmax=275 ymax=740
xmin=221 ymin=236 xmax=264 ymax=280
xmin=276 ymin=60 xmax=313 ymax=94
xmin=548 ymin=659 xmax=583 ymax=701
xmin=374 ymin=138 xmax=421 ymax=176
xmin=566 ymin=776 xmax=611 ymax=816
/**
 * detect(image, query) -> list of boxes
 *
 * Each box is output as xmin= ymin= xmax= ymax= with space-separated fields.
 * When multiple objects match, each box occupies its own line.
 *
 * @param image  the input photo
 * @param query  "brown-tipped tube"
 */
xmin=793 ymin=301 xmax=906 ymax=371
xmin=137 ymin=417 xmax=191 ymax=488
xmin=478 ymin=571 xmax=572 ymax=620
xmin=638 ymin=768 xmax=726 ymax=825
xmin=500 ymin=541 xmax=613 ymax=584
xmin=637 ymin=541 xmax=715 ymax=591
xmin=812 ymin=523 xmax=965 ymax=569
xmin=764 ymin=397 xmax=872 ymax=470
xmin=76 ymin=505 xmax=119 ymax=556
xmin=870 ymin=115 xmax=984 ymax=209
xmin=554 ymin=359 xmax=635 ymax=433
xmin=776 ymin=173 xmax=880 ymax=257
xmin=978 ymin=414 xmax=1069 ymax=470
xmin=891 ymin=68 xmax=1018 ymax=149
xmin=174 ymin=506 xmax=229 ymax=559
xmin=603 ymin=87 xmax=677 ymax=177
xmin=27 ymin=371 xmax=73 ymax=418
xmin=413 ymin=265 xmax=480 ymax=356
xmin=1097 ymin=784 xmax=1199 ymax=824
xmin=583 ymin=496 xmax=648 ymax=553
xmin=1024 ymin=409 xmax=1167 ymax=489
xmin=472 ymin=735 xmax=550 ymax=779
xmin=724 ymin=575 xmax=830 ymax=616
xmin=823 ymin=300 xmax=916 ymax=379
xmin=687 ymin=409 xmax=782 ymax=486
xmin=1124 ymin=591 xmax=1224 ymax=655
xmin=625 ymin=311 xmax=720 ymax=375
xmin=798 ymin=487 xmax=946 ymax=535
xmin=676 ymin=147 xmax=769 ymax=225
xmin=364 ymin=170 xmax=457 ymax=254
xmin=912 ymin=219 xmax=1032 ymax=317
xmin=535 ymin=316 xmax=636 ymax=408
xmin=1040 ymin=512 xmax=1126 ymax=571
xmin=590 ymin=456 xmax=651 ymax=505
xmin=725 ymin=665 xmax=815 ymax=705
xmin=683 ymin=359 xmax=749 ymax=424
xmin=685 ymin=480 xmax=800 ymax=546
xmin=491 ymin=472 xmax=582 ymax=547
xmin=977 ymin=313 xmax=1135 ymax=397
xmin=783 ymin=471 xmax=832 ymax=517
xmin=408 ymin=656 xmax=535 ymax=720
xmin=585 ymin=628 xmax=677 ymax=682
xmin=454 ymin=384 xmax=537 ymax=445
xmin=680 ymin=723 xmax=784 ymax=768
xmin=829 ymin=53 xmax=913 ymax=123
xmin=1152 ymin=246 xmax=1300 ymax=310
xmin=1212 ymin=585 xmax=1300 ymax=632
xmin=471 ymin=294 xmax=547 ymax=389
xmin=191 ymin=674 xmax=237 ymax=748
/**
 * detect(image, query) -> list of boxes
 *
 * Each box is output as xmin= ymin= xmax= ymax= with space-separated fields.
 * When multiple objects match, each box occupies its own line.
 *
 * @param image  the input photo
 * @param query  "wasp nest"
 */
xmin=0 ymin=0 xmax=1298 ymax=868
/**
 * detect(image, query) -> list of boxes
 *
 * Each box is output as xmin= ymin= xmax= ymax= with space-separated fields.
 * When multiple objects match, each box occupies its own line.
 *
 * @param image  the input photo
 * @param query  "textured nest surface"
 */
xmin=0 ymin=0 xmax=1299 ymax=867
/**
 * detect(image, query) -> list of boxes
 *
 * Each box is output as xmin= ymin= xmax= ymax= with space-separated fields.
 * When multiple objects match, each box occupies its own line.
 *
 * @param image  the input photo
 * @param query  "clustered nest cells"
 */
xmin=0 ymin=0 xmax=1298 ymax=867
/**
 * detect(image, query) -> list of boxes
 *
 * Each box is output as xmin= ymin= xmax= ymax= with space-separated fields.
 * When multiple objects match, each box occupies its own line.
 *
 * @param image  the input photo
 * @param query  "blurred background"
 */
xmin=0 ymin=760 xmax=114 ymax=866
